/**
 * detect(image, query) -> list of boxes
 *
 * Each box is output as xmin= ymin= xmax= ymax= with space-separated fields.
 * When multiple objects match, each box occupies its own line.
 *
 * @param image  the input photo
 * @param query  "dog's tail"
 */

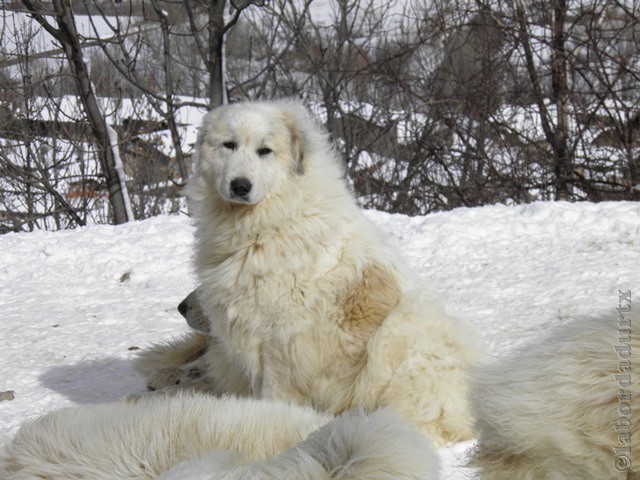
xmin=298 ymin=408 xmax=439 ymax=479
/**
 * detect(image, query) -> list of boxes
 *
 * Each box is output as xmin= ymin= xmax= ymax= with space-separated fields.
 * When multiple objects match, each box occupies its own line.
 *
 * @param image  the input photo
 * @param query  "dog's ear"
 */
xmin=281 ymin=111 xmax=306 ymax=176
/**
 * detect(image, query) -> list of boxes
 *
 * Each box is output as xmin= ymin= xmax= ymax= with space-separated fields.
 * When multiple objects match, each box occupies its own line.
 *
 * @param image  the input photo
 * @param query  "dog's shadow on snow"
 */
xmin=39 ymin=357 xmax=147 ymax=404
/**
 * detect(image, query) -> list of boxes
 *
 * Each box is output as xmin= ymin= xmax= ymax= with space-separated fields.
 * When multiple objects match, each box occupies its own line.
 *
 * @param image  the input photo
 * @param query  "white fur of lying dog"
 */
xmin=0 ymin=394 xmax=438 ymax=479
xmin=158 ymin=404 xmax=438 ymax=480
xmin=470 ymin=308 xmax=639 ymax=480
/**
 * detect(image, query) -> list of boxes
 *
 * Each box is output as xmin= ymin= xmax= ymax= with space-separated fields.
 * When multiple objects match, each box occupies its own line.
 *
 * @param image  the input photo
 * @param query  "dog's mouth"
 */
xmin=218 ymin=190 xmax=258 ymax=206
xmin=229 ymin=194 xmax=255 ymax=205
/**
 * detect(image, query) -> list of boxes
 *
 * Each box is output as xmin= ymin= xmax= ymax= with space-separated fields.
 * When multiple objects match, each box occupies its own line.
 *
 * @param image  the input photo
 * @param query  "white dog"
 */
xmin=136 ymin=98 xmax=483 ymax=447
xmin=470 ymin=307 xmax=639 ymax=479
xmin=1 ymin=394 xmax=438 ymax=479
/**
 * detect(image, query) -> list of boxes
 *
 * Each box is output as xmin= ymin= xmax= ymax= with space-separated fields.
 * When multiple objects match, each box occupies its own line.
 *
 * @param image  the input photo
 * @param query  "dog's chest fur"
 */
xmin=198 ymin=208 xmax=402 ymax=407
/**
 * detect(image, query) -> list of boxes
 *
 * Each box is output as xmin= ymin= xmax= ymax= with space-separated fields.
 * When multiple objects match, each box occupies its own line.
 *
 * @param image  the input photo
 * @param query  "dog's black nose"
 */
xmin=177 ymin=299 xmax=188 ymax=317
xmin=230 ymin=177 xmax=252 ymax=197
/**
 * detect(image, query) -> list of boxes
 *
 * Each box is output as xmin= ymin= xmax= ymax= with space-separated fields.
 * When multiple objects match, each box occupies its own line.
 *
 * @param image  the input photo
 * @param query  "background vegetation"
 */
xmin=1 ymin=0 xmax=639 ymax=232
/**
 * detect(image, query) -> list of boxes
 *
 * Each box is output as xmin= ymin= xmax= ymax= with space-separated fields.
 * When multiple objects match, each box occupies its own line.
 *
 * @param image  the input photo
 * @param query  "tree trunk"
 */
xmin=208 ymin=0 xmax=228 ymax=108
xmin=151 ymin=0 xmax=189 ymax=180
xmin=550 ymin=0 xmax=572 ymax=200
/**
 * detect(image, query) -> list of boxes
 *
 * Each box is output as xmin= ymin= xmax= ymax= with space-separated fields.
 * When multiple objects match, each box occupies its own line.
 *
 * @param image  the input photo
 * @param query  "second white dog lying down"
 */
xmin=470 ymin=311 xmax=639 ymax=480
xmin=1 ymin=393 xmax=438 ymax=480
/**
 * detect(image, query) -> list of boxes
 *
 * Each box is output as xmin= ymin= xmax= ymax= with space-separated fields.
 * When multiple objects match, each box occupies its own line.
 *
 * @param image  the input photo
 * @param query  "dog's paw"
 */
xmin=124 ymin=380 xmax=218 ymax=403
xmin=146 ymin=366 xmax=192 ymax=391
xmin=124 ymin=365 xmax=215 ymax=403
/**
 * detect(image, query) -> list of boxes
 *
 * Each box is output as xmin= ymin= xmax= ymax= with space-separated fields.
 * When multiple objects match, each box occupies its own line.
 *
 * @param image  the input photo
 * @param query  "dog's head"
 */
xmin=193 ymin=100 xmax=310 ymax=206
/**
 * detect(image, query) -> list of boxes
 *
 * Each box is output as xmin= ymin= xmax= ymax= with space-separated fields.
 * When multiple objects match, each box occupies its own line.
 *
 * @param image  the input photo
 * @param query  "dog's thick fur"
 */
xmin=1 ymin=394 xmax=438 ymax=479
xmin=158 ymin=407 xmax=439 ymax=480
xmin=470 ymin=312 xmax=639 ymax=480
xmin=136 ymin=99 xmax=482 ymax=447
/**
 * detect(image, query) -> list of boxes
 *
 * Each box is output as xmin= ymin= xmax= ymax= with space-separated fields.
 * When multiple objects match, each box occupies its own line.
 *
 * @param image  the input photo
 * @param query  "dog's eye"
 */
xmin=222 ymin=141 xmax=237 ymax=150
xmin=257 ymin=147 xmax=272 ymax=157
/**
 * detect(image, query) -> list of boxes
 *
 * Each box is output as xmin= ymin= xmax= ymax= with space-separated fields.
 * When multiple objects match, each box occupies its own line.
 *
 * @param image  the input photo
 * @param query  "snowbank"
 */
xmin=1 ymin=201 xmax=639 ymax=478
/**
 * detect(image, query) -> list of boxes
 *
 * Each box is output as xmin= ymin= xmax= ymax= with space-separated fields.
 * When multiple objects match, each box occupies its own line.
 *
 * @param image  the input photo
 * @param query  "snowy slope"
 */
xmin=1 ymin=201 xmax=639 ymax=478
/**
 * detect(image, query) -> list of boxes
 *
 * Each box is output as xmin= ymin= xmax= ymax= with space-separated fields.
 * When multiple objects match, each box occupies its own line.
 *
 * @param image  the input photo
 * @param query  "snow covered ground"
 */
xmin=1 ymin=201 xmax=639 ymax=478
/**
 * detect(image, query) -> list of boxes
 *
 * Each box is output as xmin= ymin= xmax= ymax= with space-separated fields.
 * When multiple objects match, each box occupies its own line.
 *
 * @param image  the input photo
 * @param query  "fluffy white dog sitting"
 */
xmin=136 ymin=98 xmax=483 ymax=447
xmin=0 ymin=394 xmax=438 ymax=479
xmin=470 ymin=308 xmax=639 ymax=479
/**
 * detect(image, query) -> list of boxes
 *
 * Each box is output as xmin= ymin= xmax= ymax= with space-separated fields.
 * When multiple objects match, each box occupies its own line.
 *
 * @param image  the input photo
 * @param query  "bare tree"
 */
xmin=82 ymin=0 xmax=193 ymax=183
xmin=185 ymin=0 xmax=265 ymax=107
xmin=0 ymin=7 xmax=101 ymax=232
xmin=512 ymin=0 xmax=572 ymax=200
xmin=21 ymin=0 xmax=133 ymax=224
